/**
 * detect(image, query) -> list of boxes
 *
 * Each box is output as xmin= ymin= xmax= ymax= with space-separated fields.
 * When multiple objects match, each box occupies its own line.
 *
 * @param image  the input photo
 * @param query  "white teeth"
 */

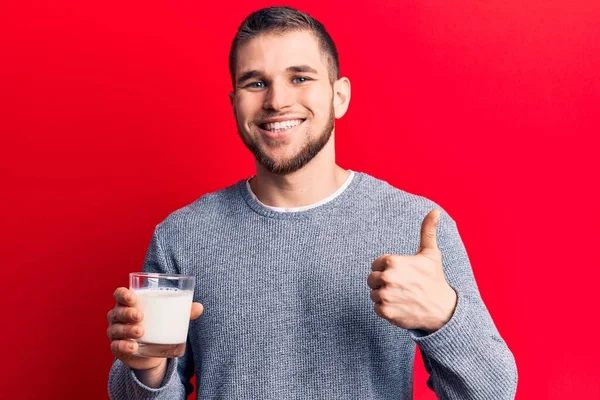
xmin=263 ymin=119 xmax=303 ymax=132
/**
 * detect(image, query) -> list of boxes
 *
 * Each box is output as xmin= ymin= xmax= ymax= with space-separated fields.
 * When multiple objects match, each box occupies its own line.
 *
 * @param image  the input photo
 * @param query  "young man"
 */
xmin=107 ymin=6 xmax=517 ymax=399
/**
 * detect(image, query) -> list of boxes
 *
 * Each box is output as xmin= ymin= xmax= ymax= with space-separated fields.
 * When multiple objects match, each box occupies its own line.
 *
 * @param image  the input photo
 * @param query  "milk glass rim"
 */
xmin=129 ymin=272 xmax=195 ymax=280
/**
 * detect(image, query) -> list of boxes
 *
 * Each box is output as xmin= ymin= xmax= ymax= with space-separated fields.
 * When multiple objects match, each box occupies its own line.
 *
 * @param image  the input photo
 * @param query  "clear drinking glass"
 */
xmin=129 ymin=272 xmax=195 ymax=358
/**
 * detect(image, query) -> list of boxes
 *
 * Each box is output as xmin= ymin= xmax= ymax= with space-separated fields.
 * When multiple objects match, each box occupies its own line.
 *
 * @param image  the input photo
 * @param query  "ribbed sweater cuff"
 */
xmin=409 ymin=287 xmax=476 ymax=355
xmin=109 ymin=358 xmax=178 ymax=398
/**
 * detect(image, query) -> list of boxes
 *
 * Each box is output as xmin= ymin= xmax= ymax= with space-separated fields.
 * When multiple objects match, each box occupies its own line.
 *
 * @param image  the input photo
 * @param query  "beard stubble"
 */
xmin=237 ymin=104 xmax=335 ymax=175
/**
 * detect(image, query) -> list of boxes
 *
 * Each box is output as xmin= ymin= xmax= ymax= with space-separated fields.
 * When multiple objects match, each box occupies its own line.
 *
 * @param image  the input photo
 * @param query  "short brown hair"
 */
xmin=229 ymin=6 xmax=340 ymax=89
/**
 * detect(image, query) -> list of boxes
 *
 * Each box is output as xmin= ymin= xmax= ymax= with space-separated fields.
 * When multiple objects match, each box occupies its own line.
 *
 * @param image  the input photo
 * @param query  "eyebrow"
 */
xmin=286 ymin=65 xmax=319 ymax=74
xmin=236 ymin=65 xmax=319 ymax=86
xmin=237 ymin=70 xmax=262 ymax=86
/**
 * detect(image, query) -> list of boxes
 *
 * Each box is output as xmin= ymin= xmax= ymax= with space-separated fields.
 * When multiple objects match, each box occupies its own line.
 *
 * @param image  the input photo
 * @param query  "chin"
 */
xmin=262 ymin=155 xmax=298 ymax=170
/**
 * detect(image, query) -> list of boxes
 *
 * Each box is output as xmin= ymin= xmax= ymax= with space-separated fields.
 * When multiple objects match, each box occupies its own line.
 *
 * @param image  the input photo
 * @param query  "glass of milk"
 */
xmin=129 ymin=272 xmax=195 ymax=358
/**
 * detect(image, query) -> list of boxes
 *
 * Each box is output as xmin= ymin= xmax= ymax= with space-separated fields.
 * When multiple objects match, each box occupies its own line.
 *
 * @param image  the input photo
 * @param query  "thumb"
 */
xmin=417 ymin=209 xmax=440 ymax=254
xmin=190 ymin=302 xmax=204 ymax=320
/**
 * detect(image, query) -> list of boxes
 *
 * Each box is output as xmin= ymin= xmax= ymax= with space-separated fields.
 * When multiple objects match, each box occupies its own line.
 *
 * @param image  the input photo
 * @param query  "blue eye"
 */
xmin=247 ymin=81 xmax=265 ymax=88
xmin=292 ymin=77 xmax=309 ymax=84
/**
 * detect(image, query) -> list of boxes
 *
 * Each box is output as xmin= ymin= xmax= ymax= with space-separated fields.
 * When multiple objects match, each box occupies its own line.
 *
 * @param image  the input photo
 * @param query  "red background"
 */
xmin=1 ymin=0 xmax=599 ymax=399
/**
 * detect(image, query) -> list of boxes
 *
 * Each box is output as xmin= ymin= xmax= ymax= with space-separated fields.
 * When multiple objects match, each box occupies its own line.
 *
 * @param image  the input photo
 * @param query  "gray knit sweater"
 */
xmin=108 ymin=172 xmax=517 ymax=399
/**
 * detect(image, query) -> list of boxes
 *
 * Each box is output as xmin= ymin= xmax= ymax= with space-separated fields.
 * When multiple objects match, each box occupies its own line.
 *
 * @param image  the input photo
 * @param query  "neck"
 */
xmin=249 ymin=134 xmax=350 ymax=208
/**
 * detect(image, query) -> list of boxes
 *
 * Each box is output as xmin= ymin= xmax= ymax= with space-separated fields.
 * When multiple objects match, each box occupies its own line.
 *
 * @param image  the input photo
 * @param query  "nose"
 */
xmin=263 ymin=81 xmax=293 ymax=111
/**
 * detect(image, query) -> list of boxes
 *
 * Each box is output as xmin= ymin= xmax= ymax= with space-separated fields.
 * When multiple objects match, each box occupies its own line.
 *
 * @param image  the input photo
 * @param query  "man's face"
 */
xmin=230 ymin=30 xmax=336 ymax=175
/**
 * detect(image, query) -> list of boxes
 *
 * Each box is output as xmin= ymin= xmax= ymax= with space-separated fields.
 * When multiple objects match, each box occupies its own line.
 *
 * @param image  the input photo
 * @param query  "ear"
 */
xmin=333 ymin=77 xmax=351 ymax=119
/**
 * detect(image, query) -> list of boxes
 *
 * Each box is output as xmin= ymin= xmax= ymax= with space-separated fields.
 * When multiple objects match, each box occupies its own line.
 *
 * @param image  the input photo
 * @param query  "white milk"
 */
xmin=134 ymin=288 xmax=194 ymax=344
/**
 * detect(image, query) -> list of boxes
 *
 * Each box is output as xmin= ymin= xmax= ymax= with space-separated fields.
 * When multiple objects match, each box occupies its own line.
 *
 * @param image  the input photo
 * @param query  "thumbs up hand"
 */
xmin=367 ymin=209 xmax=458 ymax=332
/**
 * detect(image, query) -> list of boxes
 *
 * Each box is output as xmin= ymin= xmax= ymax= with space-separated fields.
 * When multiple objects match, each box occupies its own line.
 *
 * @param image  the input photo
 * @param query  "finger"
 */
xmin=370 ymin=289 xmax=383 ymax=304
xmin=190 ymin=302 xmax=204 ymax=320
xmin=114 ymin=287 xmax=137 ymax=307
xmin=367 ymin=271 xmax=384 ymax=289
xmin=107 ymin=305 xmax=143 ymax=324
xmin=373 ymin=303 xmax=388 ymax=320
xmin=107 ymin=323 xmax=144 ymax=341
xmin=111 ymin=339 xmax=138 ymax=361
xmin=417 ymin=209 xmax=440 ymax=254
xmin=371 ymin=254 xmax=393 ymax=271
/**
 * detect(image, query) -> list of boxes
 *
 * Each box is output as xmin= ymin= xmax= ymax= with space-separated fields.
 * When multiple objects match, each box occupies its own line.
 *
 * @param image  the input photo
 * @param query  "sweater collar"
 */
xmin=238 ymin=171 xmax=365 ymax=219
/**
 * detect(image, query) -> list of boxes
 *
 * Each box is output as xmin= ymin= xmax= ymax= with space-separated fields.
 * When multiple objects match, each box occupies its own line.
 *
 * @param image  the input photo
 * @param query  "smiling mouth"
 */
xmin=259 ymin=119 xmax=305 ymax=134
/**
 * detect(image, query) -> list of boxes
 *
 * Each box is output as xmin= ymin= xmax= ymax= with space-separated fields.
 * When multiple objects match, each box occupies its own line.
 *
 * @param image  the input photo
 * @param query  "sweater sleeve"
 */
xmin=409 ymin=210 xmax=518 ymax=399
xmin=108 ymin=228 xmax=196 ymax=399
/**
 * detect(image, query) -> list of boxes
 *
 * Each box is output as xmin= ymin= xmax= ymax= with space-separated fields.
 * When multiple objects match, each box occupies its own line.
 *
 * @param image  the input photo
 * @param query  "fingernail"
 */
xmin=132 ymin=310 xmax=138 ymax=320
xmin=134 ymin=326 xmax=141 ymax=335
xmin=128 ymin=342 xmax=135 ymax=350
